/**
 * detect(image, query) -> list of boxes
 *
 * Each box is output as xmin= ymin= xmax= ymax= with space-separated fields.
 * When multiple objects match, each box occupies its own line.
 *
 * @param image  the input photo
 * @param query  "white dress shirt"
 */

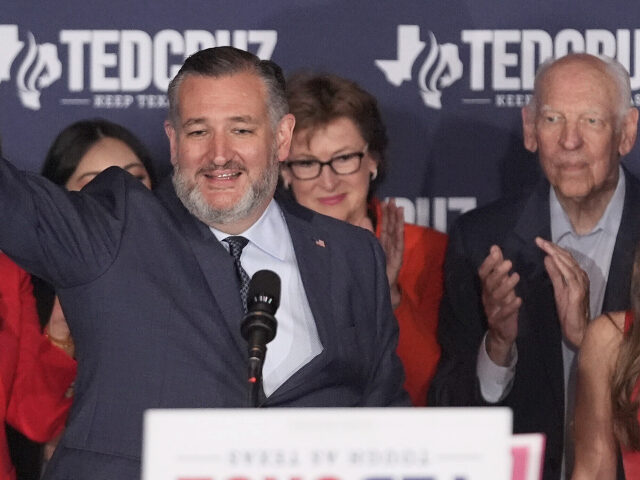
xmin=210 ymin=199 xmax=323 ymax=396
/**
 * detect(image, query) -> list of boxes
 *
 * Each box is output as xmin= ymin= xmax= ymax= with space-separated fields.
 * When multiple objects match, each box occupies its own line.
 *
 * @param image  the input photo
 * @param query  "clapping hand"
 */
xmin=535 ymin=237 xmax=589 ymax=348
xmin=379 ymin=199 xmax=405 ymax=309
xmin=479 ymin=245 xmax=522 ymax=366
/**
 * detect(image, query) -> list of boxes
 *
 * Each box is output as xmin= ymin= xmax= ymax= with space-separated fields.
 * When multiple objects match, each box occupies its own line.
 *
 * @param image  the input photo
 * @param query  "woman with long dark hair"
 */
xmin=36 ymin=118 xmax=156 ymax=466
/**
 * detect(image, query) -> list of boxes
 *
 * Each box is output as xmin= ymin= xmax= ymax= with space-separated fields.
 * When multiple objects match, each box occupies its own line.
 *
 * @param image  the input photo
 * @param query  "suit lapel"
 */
xmin=284 ymin=209 xmax=333 ymax=346
xmin=507 ymin=180 xmax=564 ymax=414
xmin=155 ymin=180 xmax=247 ymax=354
xmin=603 ymin=169 xmax=640 ymax=312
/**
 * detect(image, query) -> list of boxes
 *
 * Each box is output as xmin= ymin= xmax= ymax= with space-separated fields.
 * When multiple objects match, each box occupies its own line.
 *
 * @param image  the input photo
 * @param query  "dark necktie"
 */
xmin=224 ymin=236 xmax=250 ymax=312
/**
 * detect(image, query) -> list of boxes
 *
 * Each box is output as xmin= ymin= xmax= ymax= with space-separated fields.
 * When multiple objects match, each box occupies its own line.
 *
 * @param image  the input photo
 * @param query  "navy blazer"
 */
xmin=428 ymin=169 xmax=640 ymax=480
xmin=0 ymin=160 xmax=409 ymax=480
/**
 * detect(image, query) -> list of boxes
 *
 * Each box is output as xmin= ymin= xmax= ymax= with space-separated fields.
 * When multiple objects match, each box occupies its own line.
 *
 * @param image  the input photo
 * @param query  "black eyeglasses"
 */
xmin=284 ymin=145 xmax=368 ymax=180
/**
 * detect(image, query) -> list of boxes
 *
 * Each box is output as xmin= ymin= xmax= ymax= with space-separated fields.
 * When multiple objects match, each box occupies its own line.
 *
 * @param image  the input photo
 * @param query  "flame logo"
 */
xmin=0 ymin=25 xmax=61 ymax=111
xmin=375 ymin=26 xmax=463 ymax=110
xmin=417 ymin=32 xmax=463 ymax=109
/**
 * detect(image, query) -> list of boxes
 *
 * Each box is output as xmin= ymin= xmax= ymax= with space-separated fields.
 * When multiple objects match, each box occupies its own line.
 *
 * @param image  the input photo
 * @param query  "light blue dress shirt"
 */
xmin=210 ymin=199 xmax=323 ymax=396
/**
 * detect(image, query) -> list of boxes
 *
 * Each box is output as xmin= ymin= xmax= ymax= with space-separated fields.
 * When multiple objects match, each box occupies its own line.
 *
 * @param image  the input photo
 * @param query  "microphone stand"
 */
xmin=248 ymin=357 xmax=262 ymax=408
xmin=242 ymin=311 xmax=276 ymax=408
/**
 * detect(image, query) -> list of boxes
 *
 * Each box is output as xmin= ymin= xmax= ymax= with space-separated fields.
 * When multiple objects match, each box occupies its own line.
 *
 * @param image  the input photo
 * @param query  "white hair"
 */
xmin=527 ymin=53 xmax=632 ymax=126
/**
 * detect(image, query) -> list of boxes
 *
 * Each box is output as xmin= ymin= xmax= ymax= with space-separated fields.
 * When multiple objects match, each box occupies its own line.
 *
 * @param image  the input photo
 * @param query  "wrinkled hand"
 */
xmin=479 ymin=245 xmax=522 ymax=366
xmin=379 ymin=199 xmax=405 ymax=309
xmin=535 ymin=237 xmax=589 ymax=348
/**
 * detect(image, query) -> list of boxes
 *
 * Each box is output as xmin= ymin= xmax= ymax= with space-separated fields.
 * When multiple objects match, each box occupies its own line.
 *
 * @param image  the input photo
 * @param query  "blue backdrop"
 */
xmin=2 ymin=0 xmax=639 ymax=231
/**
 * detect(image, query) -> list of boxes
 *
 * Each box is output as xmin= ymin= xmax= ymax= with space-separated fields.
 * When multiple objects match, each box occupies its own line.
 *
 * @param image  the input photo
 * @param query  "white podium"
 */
xmin=142 ymin=407 xmax=518 ymax=480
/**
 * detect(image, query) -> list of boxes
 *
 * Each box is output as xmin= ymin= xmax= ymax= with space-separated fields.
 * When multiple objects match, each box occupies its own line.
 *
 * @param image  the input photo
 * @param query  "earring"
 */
xmin=370 ymin=169 xmax=378 ymax=181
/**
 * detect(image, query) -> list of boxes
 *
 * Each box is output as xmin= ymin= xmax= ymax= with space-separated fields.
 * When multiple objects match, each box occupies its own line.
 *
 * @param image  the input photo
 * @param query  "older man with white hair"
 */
xmin=429 ymin=53 xmax=640 ymax=480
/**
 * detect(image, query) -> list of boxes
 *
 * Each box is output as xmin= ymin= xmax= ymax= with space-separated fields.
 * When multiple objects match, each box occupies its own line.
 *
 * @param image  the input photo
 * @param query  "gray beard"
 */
xmin=172 ymin=155 xmax=279 ymax=228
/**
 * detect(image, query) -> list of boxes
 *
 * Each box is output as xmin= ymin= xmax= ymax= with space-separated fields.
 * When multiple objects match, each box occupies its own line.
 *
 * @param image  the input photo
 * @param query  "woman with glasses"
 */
xmin=280 ymin=73 xmax=447 ymax=406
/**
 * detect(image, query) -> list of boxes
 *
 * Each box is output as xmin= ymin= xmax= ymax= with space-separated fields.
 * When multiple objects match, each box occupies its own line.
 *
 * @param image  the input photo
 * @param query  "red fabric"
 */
xmin=373 ymin=199 xmax=448 ymax=406
xmin=625 ymin=310 xmax=633 ymax=333
xmin=0 ymin=254 xmax=76 ymax=480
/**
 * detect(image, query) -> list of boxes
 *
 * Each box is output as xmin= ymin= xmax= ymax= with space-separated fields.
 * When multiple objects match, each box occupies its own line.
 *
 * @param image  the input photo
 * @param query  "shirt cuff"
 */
xmin=476 ymin=332 xmax=517 ymax=403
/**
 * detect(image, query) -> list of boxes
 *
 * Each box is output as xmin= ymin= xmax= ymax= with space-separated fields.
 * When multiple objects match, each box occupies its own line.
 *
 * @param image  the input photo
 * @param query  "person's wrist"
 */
xmin=564 ymin=324 xmax=586 ymax=349
xmin=486 ymin=331 xmax=514 ymax=366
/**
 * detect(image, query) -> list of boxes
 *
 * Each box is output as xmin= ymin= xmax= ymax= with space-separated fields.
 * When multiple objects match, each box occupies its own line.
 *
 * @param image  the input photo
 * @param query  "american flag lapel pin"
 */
xmin=314 ymin=238 xmax=326 ymax=248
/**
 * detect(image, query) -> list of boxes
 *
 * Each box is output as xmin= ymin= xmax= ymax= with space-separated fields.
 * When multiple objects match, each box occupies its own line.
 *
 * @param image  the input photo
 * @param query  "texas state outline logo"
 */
xmin=0 ymin=24 xmax=62 ymax=110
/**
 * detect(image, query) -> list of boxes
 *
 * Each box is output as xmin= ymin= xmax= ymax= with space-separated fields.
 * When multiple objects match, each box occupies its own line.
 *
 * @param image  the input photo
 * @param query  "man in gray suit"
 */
xmin=429 ymin=53 xmax=640 ymax=480
xmin=0 ymin=47 xmax=408 ymax=480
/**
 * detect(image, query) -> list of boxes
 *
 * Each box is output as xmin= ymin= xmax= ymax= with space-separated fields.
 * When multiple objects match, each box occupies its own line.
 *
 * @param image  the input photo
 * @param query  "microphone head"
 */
xmin=246 ymin=269 xmax=281 ymax=314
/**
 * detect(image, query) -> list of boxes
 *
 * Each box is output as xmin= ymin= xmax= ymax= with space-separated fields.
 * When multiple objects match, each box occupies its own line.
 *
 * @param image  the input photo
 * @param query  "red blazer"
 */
xmin=373 ymin=200 xmax=448 ymax=406
xmin=0 ymin=254 xmax=76 ymax=480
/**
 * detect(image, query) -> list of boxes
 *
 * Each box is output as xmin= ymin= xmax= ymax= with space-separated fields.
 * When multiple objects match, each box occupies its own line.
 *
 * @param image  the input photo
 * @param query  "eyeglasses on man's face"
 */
xmin=284 ymin=145 xmax=368 ymax=181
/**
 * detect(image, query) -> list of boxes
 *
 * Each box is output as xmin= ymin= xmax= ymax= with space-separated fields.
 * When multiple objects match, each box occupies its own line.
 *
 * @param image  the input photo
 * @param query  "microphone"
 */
xmin=240 ymin=270 xmax=280 ymax=387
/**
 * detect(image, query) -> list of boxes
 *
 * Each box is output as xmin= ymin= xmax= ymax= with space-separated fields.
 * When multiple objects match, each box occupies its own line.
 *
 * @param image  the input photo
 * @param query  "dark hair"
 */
xmin=42 ymin=118 xmax=156 ymax=187
xmin=285 ymin=72 xmax=388 ymax=196
xmin=167 ymin=46 xmax=288 ymax=128
xmin=612 ymin=244 xmax=640 ymax=449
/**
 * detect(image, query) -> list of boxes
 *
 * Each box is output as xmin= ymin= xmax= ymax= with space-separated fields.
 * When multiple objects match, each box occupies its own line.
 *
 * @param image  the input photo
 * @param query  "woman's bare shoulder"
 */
xmin=591 ymin=311 xmax=626 ymax=336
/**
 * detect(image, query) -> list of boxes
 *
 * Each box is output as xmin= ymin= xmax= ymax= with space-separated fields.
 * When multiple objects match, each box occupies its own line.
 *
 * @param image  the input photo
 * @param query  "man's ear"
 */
xmin=275 ymin=114 xmax=296 ymax=163
xmin=618 ymin=107 xmax=639 ymax=156
xmin=522 ymin=106 xmax=538 ymax=153
xmin=164 ymin=120 xmax=179 ymax=166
